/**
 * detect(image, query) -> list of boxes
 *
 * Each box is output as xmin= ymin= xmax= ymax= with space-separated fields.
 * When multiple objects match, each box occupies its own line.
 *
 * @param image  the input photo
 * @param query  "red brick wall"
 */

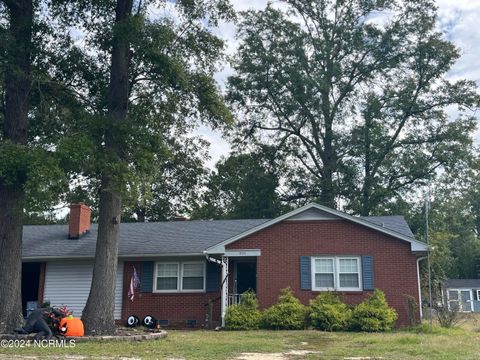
xmin=121 ymin=261 xmax=221 ymax=328
xmin=226 ymin=220 xmax=420 ymax=327
xmin=68 ymin=204 xmax=91 ymax=239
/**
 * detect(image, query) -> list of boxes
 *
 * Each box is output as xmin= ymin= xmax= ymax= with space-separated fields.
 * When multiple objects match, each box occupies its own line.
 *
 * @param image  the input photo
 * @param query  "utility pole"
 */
xmin=425 ymin=190 xmax=433 ymax=327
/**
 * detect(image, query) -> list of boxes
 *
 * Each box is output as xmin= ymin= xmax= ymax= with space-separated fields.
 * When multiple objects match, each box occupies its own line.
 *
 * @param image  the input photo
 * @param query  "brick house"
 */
xmin=22 ymin=203 xmax=428 ymax=328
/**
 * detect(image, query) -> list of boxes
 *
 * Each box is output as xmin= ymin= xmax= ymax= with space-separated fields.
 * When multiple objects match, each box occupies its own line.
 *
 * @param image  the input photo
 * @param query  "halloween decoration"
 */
xmin=59 ymin=317 xmax=84 ymax=337
xmin=14 ymin=306 xmax=72 ymax=340
xmin=143 ymin=315 xmax=157 ymax=328
xmin=126 ymin=315 xmax=140 ymax=327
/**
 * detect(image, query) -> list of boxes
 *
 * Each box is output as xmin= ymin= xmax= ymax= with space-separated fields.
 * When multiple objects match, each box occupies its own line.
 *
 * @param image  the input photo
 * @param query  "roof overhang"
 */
xmin=205 ymin=203 xmax=429 ymax=254
xmin=21 ymin=252 xmax=205 ymax=261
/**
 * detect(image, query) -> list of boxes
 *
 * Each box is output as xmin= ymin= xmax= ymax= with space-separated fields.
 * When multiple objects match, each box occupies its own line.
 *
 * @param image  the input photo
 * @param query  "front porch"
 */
xmin=205 ymin=249 xmax=260 ymax=326
xmin=228 ymin=258 xmax=257 ymax=306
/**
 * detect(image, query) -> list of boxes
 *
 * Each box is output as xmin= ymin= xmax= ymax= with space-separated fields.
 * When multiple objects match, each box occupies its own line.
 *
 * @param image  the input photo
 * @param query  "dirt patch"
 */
xmin=235 ymin=350 xmax=320 ymax=360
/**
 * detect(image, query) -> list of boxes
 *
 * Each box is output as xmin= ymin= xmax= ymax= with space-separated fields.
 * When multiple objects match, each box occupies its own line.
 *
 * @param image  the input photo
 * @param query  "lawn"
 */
xmin=1 ymin=325 xmax=480 ymax=360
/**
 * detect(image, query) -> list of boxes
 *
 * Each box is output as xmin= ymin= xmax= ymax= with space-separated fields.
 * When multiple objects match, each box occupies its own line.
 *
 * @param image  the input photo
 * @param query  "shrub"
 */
xmin=225 ymin=291 xmax=261 ymax=330
xmin=351 ymin=289 xmax=398 ymax=331
xmin=309 ymin=292 xmax=352 ymax=331
xmin=434 ymin=304 xmax=467 ymax=328
xmin=261 ymin=288 xmax=307 ymax=330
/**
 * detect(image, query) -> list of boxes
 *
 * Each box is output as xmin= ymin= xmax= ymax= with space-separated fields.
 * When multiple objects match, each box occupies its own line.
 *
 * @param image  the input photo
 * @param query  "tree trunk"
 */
xmin=361 ymin=116 xmax=373 ymax=216
xmin=81 ymin=189 xmax=121 ymax=335
xmin=0 ymin=0 xmax=33 ymax=333
xmin=320 ymin=118 xmax=336 ymax=209
xmin=81 ymin=0 xmax=133 ymax=336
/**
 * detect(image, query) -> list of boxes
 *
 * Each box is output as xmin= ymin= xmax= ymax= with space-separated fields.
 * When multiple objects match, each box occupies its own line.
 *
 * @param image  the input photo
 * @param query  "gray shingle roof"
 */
xmin=22 ymin=219 xmax=269 ymax=259
xmin=445 ymin=279 xmax=480 ymax=289
xmin=22 ymin=214 xmax=415 ymax=259
xmin=360 ymin=216 xmax=415 ymax=238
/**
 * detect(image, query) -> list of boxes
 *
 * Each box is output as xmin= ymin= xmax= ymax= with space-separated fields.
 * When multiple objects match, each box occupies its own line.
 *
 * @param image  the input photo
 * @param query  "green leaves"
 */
xmin=191 ymin=150 xmax=285 ymax=220
xmin=0 ymin=141 xmax=67 ymax=212
xmin=228 ymin=0 xmax=479 ymax=214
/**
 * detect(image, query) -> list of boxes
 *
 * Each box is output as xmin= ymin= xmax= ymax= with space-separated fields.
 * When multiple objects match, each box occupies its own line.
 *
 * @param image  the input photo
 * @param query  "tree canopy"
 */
xmin=227 ymin=0 xmax=479 ymax=214
xmin=192 ymin=148 xmax=286 ymax=219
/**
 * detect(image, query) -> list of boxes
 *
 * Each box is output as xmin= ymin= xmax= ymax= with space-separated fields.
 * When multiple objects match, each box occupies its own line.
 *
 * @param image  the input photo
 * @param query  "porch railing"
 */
xmin=228 ymin=293 xmax=243 ymax=306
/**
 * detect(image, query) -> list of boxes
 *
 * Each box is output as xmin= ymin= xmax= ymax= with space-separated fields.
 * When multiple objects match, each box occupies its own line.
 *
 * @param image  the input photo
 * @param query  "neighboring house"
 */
xmin=22 ymin=203 xmax=428 ymax=328
xmin=443 ymin=279 xmax=480 ymax=312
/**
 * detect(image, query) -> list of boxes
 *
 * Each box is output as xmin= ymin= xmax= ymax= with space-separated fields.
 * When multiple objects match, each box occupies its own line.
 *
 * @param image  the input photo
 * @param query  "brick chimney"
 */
xmin=68 ymin=203 xmax=91 ymax=239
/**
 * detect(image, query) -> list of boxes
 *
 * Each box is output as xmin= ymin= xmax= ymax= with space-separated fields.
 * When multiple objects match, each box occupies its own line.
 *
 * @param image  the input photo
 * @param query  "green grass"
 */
xmin=1 ymin=326 xmax=480 ymax=359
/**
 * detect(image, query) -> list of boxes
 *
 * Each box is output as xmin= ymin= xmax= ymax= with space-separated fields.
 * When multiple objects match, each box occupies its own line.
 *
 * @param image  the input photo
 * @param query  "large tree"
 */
xmin=45 ymin=0 xmax=233 ymax=334
xmin=228 ymin=0 xmax=478 ymax=214
xmin=0 ymin=0 xmax=33 ymax=333
xmin=0 ymin=0 xmax=82 ymax=331
xmin=80 ymin=0 xmax=134 ymax=335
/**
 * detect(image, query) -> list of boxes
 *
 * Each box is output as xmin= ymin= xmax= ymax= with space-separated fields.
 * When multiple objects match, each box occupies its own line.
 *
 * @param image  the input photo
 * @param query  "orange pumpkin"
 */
xmin=59 ymin=317 xmax=84 ymax=337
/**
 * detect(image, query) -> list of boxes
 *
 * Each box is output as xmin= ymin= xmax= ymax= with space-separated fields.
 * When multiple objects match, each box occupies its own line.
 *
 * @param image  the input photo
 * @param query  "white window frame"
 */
xmin=153 ymin=261 xmax=206 ymax=293
xmin=476 ymin=290 xmax=480 ymax=302
xmin=447 ymin=289 xmax=474 ymax=312
xmin=311 ymin=256 xmax=362 ymax=292
xmin=181 ymin=262 xmax=206 ymax=292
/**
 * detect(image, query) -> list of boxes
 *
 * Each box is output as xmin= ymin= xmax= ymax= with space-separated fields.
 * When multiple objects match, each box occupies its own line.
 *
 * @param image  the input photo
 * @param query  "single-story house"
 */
xmin=443 ymin=279 xmax=480 ymax=312
xmin=22 ymin=202 xmax=428 ymax=328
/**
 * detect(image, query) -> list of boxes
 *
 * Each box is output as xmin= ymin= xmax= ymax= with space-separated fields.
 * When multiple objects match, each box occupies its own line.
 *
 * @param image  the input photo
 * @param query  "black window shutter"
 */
xmin=300 ymin=256 xmax=312 ymax=290
xmin=141 ymin=261 xmax=154 ymax=293
xmin=362 ymin=255 xmax=374 ymax=291
xmin=206 ymin=261 xmax=220 ymax=292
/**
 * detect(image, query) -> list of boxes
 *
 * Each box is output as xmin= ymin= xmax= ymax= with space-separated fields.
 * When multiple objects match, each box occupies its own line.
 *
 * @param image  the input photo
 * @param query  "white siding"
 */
xmin=43 ymin=260 xmax=124 ymax=319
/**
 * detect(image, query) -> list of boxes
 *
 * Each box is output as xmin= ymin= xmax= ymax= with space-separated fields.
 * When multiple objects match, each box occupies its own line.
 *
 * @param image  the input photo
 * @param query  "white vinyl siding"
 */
xmin=154 ymin=261 xmax=205 ymax=293
xmin=43 ymin=261 xmax=123 ymax=319
xmin=312 ymin=256 xmax=362 ymax=291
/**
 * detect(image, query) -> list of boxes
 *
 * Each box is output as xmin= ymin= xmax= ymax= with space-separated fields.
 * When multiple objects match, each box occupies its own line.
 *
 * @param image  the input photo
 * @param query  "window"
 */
xmin=156 ymin=263 xmax=179 ymax=291
xmin=182 ymin=263 xmax=205 ymax=290
xmin=314 ymin=258 xmax=335 ymax=289
xmin=477 ymin=290 xmax=480 ymax=301
xmin=155 ymin=261 xmax=205 ymax=292
xmin=312 ymin=256 xmax=362 ymax=291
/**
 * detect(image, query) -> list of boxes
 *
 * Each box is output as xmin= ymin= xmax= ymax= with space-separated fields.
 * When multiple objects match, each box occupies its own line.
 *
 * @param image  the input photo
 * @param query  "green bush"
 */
xmin=225 ymin=291 xmax=261 ymax=330
xmin=309 ymin=292 xmax=352 ymax=331
xmin=351 ymin=289 xmax=398 ymax=331
xmin=261 ymin=288 xmax=307 ymax=330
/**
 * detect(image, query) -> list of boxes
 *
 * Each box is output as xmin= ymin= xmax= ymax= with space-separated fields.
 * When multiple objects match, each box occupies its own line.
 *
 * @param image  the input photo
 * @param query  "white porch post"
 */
xmin=221 ymin=256 xmax=229 ymax=327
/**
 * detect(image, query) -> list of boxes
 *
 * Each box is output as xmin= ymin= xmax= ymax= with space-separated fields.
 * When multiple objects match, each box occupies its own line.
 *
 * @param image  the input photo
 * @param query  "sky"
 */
xmin=195 ymin=0 xmax=480 ymax=168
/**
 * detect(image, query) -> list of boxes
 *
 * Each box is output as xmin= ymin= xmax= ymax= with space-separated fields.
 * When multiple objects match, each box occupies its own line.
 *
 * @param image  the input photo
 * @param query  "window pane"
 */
xmin=158 ymin=263 xmax=178 ymax=277
xmin=449 ymin=300 xmax=459 ymax=311
xmin=183 ymin=277 xmax=204 ymax=290
xmin=156 ymin=277 xmax=177 ymax=290
xmin=183 ymin=263 xmax=204 ymax=277
xmin=448 ymin=291 xmax=459 ymax=300
xmin=315 ymin=258 xmax=334 ymax=273
xmin=315 ymin=273 xmax=334 ymax=288
xmin=339 ymin=259 xmax=358 ymax=273
xmin=339 ymin=273 xmax=359 ymax=288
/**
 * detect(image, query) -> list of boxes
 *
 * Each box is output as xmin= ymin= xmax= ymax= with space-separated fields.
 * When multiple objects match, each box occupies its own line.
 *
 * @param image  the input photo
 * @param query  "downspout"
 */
xmin=417 ymin=256 xmax=427 ymax=320
xmin=204 ymin=252 xmax=228 ymax=328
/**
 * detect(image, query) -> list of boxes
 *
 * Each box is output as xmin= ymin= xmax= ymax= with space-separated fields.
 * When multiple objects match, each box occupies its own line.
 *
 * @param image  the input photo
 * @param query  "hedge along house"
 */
xmin=22 ymin=203 xmax=428 ymax=328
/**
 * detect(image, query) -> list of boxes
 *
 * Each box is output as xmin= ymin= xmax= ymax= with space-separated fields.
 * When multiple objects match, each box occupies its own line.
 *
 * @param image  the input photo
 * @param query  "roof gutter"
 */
xmin=22 ymin=252 xmax=206 ymax=261
xmin=417 ymin=256 xmax=428 ymax=319
xmin=204 ymin=251 xmax=228 ymax=328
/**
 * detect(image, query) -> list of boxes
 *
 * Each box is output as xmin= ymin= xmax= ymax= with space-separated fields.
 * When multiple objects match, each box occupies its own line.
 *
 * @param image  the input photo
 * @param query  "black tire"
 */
xmin=143 ymin=315 xmax=156 ymax=328
xmin=126 ymin=315 xmax=139 ymax=327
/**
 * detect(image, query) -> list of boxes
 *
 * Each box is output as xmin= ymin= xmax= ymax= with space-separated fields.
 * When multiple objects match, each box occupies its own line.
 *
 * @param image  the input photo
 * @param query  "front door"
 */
xmin=460 ymin=290 xmax=473 ymax=312
xmin=235 ymin=261 xmax=256 ymax=294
